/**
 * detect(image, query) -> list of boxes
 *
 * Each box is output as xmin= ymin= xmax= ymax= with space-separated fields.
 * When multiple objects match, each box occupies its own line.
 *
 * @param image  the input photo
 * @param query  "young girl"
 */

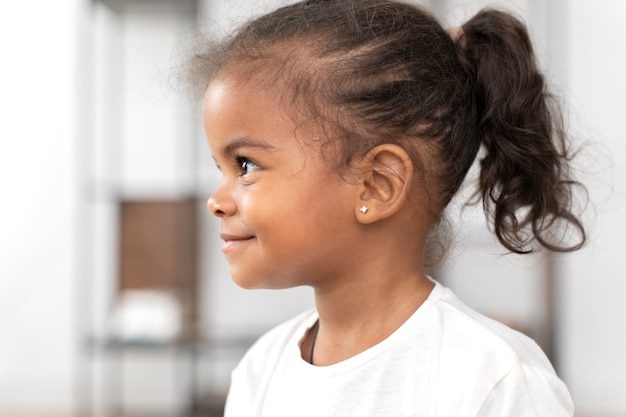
xmin=195 ymin=0 xmax=586 ymax=415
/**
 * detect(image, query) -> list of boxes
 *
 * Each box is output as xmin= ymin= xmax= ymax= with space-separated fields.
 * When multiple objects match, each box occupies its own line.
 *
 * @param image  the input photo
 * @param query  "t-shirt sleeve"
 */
xmin=223 ymin=366 xmax=246 ymax=417
xmin=476 ymin=361 xmax=574 ymax=417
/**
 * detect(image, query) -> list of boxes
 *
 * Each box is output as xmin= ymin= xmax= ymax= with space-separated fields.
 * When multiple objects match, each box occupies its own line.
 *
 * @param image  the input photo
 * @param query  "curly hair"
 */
xmin=192 ymin=0 xmax=586 ymax=254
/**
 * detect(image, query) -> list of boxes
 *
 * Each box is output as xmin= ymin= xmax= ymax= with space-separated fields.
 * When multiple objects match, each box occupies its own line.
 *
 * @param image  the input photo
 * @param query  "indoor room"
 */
xmin=1 ymin=0 xmax=625 ymax=416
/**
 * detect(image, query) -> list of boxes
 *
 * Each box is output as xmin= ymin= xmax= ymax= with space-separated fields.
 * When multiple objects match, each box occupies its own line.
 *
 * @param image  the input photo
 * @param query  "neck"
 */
xmin=308 ymin=264 xmax=433 ymax=366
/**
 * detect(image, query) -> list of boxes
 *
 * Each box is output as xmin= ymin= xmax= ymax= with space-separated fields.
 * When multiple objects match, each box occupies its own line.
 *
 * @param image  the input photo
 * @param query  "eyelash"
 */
xmin=235 ymin=155 xmax=260 ymax=176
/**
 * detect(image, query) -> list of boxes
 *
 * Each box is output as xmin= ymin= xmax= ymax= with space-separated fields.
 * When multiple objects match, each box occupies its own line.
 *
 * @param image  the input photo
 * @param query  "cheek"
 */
xmin=237 ymin=188 xmax=296 ymax=229
xmin=240 ymin=180 xmax=309 ymax=214
xmin=239 ymin=189 xmax=313 ymax=250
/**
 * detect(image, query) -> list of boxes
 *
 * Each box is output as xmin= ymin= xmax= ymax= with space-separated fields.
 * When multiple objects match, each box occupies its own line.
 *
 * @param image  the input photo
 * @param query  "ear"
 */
xmin=354 ymin=144 xmax=414 ymax=224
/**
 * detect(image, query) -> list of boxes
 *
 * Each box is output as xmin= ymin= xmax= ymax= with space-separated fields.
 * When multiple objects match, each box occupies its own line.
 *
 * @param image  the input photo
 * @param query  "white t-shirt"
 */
xmin=224 ymin=282 xmax=574 ymax=416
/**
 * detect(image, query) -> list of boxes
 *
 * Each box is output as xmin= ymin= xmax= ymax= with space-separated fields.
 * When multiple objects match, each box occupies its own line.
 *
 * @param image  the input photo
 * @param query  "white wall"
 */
xmin=0 ymin=0 xmax=86 ymax=414
xmin=558 ymin=1 xmax=626 ymax=415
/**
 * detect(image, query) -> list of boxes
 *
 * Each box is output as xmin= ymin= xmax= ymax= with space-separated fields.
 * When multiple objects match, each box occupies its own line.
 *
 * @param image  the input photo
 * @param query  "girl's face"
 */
xmin=203 ymin=76 xmax=361 ymax=289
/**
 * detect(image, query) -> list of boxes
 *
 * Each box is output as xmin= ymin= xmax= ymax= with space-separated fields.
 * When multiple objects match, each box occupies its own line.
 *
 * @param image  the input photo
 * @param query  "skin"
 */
xmin=204 ymin=74 xmax=436 ymax=366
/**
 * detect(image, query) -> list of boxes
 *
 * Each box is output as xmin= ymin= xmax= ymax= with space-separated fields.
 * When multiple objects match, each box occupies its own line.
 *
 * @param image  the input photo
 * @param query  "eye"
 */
xmin=236 ymin=156 xmax=260 ymax=175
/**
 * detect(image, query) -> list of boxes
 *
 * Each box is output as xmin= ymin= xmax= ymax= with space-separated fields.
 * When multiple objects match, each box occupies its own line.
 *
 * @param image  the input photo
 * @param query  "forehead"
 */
xmin=203 ymin=73 xmax=292 ymax=123
xmin=202 ymin=75 xmax=316 ymax=154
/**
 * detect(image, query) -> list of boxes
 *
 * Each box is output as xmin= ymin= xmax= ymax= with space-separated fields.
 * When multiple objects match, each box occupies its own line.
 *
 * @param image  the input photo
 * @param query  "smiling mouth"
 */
xmin=220 ymin=235 xmax=255 ymax=254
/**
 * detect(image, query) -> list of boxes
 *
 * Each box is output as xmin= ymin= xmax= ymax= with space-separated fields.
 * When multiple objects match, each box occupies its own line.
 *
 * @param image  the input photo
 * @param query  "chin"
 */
xmin=230 ymin=269 xmax=269 ymax=290
xmin=230 ymin=270 xmax=297 ymax=290
xmin=231 ymin=276 xmax=262 ymax=290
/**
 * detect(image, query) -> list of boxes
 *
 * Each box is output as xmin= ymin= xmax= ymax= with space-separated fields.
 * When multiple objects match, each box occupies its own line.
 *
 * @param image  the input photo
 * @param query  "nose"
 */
xmin=206 ymin=184 xmax=236 ymax=218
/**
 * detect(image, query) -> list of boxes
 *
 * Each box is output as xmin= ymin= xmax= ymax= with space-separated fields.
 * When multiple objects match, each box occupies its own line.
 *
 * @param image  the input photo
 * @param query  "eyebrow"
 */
xmin=222 ymin=138 xmax=278 ymax=155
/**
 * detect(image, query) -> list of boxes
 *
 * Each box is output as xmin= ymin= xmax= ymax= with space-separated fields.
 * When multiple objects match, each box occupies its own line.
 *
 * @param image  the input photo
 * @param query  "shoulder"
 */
xmin=433 ymin=285 xmax=552 ymax=369
xmin=427 ymin=284 xmax=573 ymax=416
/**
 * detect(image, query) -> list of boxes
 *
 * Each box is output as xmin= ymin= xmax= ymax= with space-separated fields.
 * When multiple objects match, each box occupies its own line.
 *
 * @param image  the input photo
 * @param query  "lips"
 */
xmin=219 ymin=232 xmax=255 ymax=254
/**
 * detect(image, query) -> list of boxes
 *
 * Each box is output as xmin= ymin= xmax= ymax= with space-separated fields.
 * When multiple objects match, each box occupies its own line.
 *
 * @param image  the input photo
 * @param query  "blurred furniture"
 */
xmin=118 ymin=199 xmax=198 ymax=327
xmin=88 ymin=198 xmax=202 ymax=417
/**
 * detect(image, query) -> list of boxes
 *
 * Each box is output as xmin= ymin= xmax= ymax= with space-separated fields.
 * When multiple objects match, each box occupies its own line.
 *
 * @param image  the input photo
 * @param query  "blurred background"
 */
xmin=0 ymin=0 xmax=624 ymax=416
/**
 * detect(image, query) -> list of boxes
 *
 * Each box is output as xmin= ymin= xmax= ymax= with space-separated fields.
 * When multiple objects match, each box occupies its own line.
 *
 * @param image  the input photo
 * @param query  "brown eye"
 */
xmin=236 ymin=156 xmax=260 ymax=175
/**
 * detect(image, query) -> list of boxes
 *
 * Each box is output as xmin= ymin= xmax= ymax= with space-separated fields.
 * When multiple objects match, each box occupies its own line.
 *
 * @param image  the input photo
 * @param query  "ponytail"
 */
xmin=457 ymin=9 xmax=585 ymax=253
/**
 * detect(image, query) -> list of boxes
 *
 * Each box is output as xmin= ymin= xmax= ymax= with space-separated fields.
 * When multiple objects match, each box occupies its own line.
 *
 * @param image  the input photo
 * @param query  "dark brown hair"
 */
xmin=193 ymin=0 xmax=586 ymax=253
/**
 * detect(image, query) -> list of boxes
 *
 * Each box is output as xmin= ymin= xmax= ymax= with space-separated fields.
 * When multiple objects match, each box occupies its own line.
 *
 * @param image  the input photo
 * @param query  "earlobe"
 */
xmin=356 ymin=144 xmax=414 ymax=224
